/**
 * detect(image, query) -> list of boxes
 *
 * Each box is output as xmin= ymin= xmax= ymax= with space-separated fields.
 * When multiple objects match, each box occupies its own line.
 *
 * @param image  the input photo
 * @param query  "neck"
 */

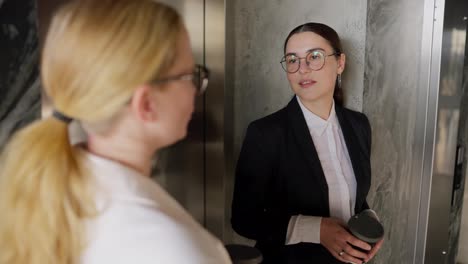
xmin=86 ymin=133 xmax=156 ymax=177
xmin=299 ymin=96 xmax=334 ymax=120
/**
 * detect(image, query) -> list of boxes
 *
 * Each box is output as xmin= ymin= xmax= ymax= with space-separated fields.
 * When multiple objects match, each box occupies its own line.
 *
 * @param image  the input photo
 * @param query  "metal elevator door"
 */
xmin=424 ymin=0 xmax=468 ymax=263
xmin=153 ymin=0 xmax=226 ymax=240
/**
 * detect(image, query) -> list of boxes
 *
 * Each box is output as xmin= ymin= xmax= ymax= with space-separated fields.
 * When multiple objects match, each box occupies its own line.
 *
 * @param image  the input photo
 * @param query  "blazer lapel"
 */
xmin=286 ymin=97 xmax=329 ymax=211
xmin=335 ymin=106 xmax=365 ymax=213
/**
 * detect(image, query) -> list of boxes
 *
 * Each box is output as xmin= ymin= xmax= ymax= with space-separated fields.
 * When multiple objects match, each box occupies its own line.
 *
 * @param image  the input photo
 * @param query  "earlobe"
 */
xmin=130 ymin=85 xmax=157 ymax=122
xmin=337 ymin=53 xmax=346 ymax=74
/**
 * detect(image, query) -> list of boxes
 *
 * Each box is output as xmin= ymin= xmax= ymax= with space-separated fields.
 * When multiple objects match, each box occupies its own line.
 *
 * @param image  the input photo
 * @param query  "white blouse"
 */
xmin=285 ymin=97 xmax=357 ymax=245
xmin=79 ymin=150 xmax=232 ymax=264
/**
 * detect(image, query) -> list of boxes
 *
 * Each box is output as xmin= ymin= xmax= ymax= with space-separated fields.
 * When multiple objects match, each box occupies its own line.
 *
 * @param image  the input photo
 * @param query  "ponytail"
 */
xmin=0 ymin=117 xmax=95 ymax=264
xmin=0 ymin=0 xmax=185 ymax=262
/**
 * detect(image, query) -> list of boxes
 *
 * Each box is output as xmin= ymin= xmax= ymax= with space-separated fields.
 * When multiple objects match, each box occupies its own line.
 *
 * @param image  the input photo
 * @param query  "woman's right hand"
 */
xmin=320 ymin=217 xmax=371 ymax=264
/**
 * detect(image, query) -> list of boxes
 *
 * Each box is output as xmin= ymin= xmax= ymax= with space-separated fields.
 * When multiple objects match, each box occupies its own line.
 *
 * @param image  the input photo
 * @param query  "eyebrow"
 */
xmin=284 ymin=48 xmax=326 ymax=57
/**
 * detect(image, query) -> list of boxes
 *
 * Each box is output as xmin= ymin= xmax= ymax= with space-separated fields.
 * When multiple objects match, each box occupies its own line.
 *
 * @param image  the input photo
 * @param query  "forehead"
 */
xmin=169 ymin=29 xmax=194 ymax=73
xmin=285 ymin=32 xmax=332 ymax=55
xmin=177 ymin=29 xmax=194 ymax=62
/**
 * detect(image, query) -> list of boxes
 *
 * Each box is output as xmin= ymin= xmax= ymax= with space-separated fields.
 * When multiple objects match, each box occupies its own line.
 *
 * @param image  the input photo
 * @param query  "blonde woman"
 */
xmin=0 ymin=1 xmax=231 ymax=263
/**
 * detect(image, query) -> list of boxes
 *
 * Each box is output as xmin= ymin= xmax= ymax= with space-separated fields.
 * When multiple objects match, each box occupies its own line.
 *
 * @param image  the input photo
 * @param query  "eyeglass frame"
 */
xmin=280 ymin=49 xmax=341 ymax=73
xmin=151 ymin=64 xmax=210 ymax=95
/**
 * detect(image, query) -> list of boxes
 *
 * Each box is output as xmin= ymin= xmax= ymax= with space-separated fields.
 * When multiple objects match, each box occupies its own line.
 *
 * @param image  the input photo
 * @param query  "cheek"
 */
xmin=286 ymin=73 xmax=299 ymax=88
xmin=178 ymin=90 xmax=195 ymax=118
xmin=287 ymin=72 xmax=298 ymax=82
xmin=327 ymin=71 xmax=338 ymax=86
xmin=319 ymin=68 xmax=337 ymax=85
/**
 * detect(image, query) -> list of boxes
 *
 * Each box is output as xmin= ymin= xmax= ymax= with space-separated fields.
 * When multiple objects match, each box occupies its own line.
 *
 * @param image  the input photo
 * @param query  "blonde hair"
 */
xmin=0 ymin=1 xmax=184 ymax=263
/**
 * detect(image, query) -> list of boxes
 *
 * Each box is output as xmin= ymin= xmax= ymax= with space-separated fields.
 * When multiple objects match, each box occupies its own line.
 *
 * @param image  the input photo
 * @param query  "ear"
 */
xmin=337 ymin=53 xmax=346 ymax=74
xmin=129 ymin=85 xmax=158 ymax=122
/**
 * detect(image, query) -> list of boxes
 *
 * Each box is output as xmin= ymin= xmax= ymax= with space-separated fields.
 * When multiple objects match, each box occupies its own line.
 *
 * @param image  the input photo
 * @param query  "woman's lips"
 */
xmin=299 ymin=79 xmax=317 ymax=88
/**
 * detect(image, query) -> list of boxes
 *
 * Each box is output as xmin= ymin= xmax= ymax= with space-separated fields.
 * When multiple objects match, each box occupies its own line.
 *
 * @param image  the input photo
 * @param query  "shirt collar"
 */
xmin=296 ymin=96 xmax=339 ymax=136
xmin=80 ymin=148 xmax=161 ymax=202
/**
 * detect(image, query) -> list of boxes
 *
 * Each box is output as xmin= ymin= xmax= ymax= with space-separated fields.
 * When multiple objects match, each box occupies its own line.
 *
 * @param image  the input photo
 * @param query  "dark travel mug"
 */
xmin=225 ymin=244 xmax=263 ymax=264
xmin=347 ymin=210 xmax=384 ymax=252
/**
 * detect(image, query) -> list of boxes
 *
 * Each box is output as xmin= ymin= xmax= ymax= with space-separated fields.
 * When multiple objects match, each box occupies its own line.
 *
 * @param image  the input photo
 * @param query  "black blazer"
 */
xmin=231 ymin=97 xmax=372 ymax=264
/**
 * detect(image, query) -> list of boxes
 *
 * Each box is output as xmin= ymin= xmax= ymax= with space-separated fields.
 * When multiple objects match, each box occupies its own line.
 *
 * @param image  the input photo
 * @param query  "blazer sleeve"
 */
xmin=231 ymin=122 xmax=290 ymax=245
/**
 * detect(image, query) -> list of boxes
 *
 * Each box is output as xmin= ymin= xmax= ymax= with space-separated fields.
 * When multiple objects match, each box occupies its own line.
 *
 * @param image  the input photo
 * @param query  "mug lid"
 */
xmin=347 ymin=213 xmax=384 ymax=244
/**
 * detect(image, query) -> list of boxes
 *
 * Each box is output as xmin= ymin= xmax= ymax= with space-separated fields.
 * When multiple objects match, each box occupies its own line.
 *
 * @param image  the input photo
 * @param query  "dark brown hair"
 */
xmin=284 ymin=22 xmax=344 ymax=106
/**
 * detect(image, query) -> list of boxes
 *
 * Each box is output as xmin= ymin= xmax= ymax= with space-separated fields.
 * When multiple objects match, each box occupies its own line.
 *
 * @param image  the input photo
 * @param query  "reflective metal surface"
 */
xmin=204 ymin=0 xmax=226 ymax=240
xmin=154 ymin=0 xmax=206 ymax=227
xmin=414 ymin=0 xmax=444 ymax=264
xmin=456 ymin=41 xmax=468 ymax=264
xmin=154 ymin=0 xmax=227 ymax=238
xmin=424 ymin=0 xmax=468 ymax=262
xmin=224 ymin=0 xmax=236 ymax=244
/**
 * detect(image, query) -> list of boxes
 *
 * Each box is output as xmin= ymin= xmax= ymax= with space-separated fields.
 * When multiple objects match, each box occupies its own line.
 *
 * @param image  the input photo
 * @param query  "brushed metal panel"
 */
xmin=156 ymin=0 xmax=227 ymax=238
xmin=411 ymin=0 xmax=438 ymax=262
xmin=455 ymin=35 xmax=468 ymax=264
xmin=424 ymin=0 xmax=467 ymax=263
xmin=153 ymin=0 xmax=206 ymax=224
xmin=224 ymin=0 xmax=236 ymax=245
xmin=414 ymin=0 xmax=444 ymax=262
xmin=204 ymin=0 xmax=226 ymax=240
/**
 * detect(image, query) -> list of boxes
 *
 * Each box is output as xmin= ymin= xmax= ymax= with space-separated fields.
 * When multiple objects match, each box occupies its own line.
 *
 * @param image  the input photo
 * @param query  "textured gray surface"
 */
xmin=363 ymin=0 xmax=425 ymax=263
xmin=0 ymin=0 xmax=41 ymax=149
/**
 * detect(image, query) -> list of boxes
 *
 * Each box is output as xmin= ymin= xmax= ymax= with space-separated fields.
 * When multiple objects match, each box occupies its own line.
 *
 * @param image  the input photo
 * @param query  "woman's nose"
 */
xmin=298 ymin=58 xmax=311 ymax=74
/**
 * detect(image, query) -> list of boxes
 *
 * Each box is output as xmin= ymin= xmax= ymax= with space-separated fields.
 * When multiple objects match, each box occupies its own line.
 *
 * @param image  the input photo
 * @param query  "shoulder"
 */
xmin=340 ymin=107 xmax=369 ymax=123
xmin=246 ymin=106 xmax=288 ymax=140
xmin=250 ymin=106 xmax=287 ymax=130
xmin=339 ymin=106 xmax=371 ymax=131
xmin=82 ymin=202 xmax=230 ymax=264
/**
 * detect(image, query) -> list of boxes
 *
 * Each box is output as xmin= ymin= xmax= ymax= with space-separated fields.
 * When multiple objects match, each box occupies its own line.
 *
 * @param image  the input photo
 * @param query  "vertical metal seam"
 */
xmin=412 ymin=0 xmax=437 ymax=262
xmin=416 ymin=0 xmax=446 ymax=262
xmin=202 ymin=0 xmax=207 ymax=228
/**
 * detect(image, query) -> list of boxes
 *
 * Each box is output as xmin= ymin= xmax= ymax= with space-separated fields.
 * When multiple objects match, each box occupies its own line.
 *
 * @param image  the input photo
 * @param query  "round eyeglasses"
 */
xmin=151 ymin=64 xmax=209 ymax=95
xmin=280 ymin=50 xmax=340 ymax=73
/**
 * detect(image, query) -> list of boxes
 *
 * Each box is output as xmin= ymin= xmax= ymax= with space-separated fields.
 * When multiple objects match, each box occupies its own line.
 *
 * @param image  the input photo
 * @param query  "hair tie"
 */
xmin=52 ymin=110 xmax=73 ymax=124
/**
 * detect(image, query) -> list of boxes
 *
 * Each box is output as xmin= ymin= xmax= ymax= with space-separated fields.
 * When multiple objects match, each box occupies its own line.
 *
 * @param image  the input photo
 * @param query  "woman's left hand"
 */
xmin=365 ymin=238 xmax=384 ymax=262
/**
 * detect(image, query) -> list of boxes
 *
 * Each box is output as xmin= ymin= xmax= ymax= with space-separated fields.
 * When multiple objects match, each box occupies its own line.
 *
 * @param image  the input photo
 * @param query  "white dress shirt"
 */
xmin=285 ymin=97 xmax=357 ymax=245
xmin=79 ymin=150 xmax=232 ymax=264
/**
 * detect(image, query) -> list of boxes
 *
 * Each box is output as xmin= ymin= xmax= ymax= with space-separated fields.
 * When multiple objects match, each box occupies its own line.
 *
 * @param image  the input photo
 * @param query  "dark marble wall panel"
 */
xmin=0 ymin=0 xmax=41 ymax=150
xmin=363 ymin=0 xmax=425 ymax=263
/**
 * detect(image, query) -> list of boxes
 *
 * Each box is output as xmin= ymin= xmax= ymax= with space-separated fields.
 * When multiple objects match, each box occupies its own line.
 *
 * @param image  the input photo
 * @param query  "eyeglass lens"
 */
xmin=281 ymin=50 xmax=326 ymax=73
xmin=194 ymin=65 xmax=209 ymax=94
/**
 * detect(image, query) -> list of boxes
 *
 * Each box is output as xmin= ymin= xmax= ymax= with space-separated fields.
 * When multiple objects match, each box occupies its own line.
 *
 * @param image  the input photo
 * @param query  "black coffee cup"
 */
xmin=347 ymin=210 xmax=384 ymax=252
